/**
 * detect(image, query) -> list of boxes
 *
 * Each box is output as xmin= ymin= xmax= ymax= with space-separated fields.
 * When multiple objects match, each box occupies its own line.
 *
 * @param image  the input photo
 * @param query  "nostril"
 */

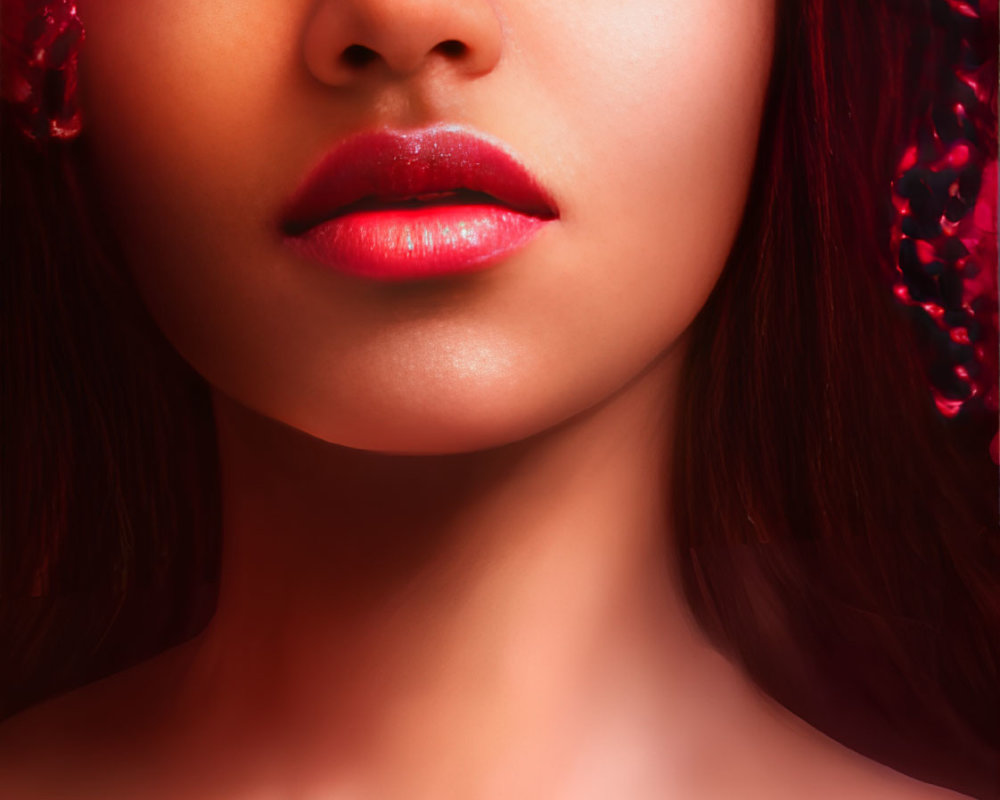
xmin=341 ymin=44 xmax=379 ymax=69
xmin=434 ymin=40 xmax=468 ymax=59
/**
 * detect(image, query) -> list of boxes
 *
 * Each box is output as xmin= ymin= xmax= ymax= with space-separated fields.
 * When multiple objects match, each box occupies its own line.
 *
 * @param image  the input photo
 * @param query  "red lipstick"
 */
xmin=280 ymin=125 xmax=558 ymax=281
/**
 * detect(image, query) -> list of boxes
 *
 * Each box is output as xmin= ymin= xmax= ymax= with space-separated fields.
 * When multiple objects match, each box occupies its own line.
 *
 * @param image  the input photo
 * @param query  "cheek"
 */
xmin=77 ymin=0 xmax=317 ymax=382
xmin=78 ymin=1 xmax=300 ymax=136
xmin=521 ymin=0 xmax=775 ymax=292
xmin=77 ymin=0 xmax=304 ymax=260
xmin=495 ymin=0 xmax=774 ymax=387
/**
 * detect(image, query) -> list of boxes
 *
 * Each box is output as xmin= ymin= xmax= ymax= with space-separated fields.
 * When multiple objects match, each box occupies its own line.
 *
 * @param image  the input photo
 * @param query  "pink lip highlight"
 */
xmin=280 ymin=125 xmax=558 ymax=281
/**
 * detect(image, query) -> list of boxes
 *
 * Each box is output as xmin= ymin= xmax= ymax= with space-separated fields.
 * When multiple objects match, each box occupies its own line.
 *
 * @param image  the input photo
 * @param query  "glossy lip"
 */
xmin=280 ymin=124 xmax=559 ymax=281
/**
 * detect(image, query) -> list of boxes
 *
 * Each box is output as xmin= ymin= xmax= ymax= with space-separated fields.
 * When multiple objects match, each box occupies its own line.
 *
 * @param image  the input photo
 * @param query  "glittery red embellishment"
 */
xmin=889 ymin=0 xmax=998 ymax=461
xmin=1 ymin=0 xmax=85 ymax=141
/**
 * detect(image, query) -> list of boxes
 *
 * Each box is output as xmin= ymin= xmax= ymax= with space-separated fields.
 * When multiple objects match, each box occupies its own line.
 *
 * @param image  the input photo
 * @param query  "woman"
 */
xmin=1 ymin=0 xmax=997 ymax=797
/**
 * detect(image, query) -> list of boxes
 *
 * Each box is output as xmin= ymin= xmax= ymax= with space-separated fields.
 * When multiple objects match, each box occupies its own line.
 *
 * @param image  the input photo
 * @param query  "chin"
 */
xmin=276 ymin=409 xmax=561 ymax=456
xmin=242 ymin=369 xmax=580 ymax=456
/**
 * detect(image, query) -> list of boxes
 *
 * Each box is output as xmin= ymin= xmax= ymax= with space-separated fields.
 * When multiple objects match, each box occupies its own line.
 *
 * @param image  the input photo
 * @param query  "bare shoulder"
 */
xmin=744 ymin=690 xmax=981 ymax=800
xmin=0 ymin=683 xmax=118 ymax=799
xmin=0 ymin=643 xmax=201 ymax=800
xmin=0 ymin=691 xmax=94 ymax=798
xmin=828 ymin=756 xmax=977 ymax=800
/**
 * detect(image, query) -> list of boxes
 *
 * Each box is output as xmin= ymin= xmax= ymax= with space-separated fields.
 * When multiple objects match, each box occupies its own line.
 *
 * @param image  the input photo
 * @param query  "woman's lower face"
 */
xmin=78 ymin=0 xmax=775 ymax=454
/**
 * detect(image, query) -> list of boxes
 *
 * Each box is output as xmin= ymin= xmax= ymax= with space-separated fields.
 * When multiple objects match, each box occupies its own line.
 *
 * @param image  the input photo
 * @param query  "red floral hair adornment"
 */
xmin=1 ymin=0 xmax=85 ymax=142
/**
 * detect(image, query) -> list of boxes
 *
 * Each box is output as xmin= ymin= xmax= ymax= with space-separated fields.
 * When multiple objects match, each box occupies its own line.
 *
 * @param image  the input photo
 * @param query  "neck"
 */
xmin=187 ymin=339 xmax=737 ymax=795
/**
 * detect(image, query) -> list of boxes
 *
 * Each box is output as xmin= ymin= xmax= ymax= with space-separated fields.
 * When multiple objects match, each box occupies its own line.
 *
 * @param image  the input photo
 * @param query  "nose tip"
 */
xmin=304 ymin=0 xmax=503 ymax=85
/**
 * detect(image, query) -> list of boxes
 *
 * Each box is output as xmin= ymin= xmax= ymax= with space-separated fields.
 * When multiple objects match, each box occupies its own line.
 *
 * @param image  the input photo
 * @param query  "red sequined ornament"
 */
xmin=1 ymin=0 xmax=85 ymax=142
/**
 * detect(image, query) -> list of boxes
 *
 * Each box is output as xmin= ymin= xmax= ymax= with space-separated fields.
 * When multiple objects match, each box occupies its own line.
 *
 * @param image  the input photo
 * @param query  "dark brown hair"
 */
xmin=675 ymin=0 xmax=999 ymax=794
xmin=2 ymin=0 xmax=998 ymax=795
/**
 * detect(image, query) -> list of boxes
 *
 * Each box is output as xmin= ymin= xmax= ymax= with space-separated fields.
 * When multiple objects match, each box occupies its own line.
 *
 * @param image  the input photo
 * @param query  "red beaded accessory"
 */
xmin=889 ymin=0 xmax=998 ymax=461
xmin=1 ymin=0 xmax=85 ymax=142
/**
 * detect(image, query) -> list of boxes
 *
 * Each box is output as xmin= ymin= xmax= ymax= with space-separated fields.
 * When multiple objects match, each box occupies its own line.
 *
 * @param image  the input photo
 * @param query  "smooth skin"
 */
xmin=0 ymin=0 xmax=971 ymax=797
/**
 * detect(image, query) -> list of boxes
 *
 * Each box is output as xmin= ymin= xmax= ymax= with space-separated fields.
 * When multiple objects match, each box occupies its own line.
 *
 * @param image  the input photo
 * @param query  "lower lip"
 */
xmin=283 ymin=204 xmax=551 ymax=281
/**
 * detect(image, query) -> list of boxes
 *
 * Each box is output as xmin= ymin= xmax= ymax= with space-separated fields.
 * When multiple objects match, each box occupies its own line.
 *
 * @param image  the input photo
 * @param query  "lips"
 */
xmin=280 ymin=125 xmax=558 ymax=281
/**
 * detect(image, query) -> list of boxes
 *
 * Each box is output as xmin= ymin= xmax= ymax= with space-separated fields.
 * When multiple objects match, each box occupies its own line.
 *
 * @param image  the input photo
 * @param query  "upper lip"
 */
xmin=281 ymin=124 xmax=559 ymax=235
